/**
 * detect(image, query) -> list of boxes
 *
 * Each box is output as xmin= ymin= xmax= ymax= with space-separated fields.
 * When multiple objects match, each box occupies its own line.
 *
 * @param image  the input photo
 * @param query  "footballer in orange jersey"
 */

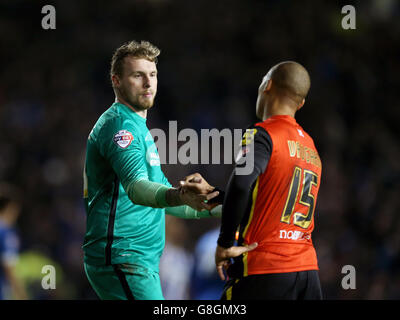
xmin=215 ymin=61 xmax=323 ymax=300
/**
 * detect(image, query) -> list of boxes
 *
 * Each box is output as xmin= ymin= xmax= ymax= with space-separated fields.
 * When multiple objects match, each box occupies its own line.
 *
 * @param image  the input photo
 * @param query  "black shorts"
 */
xmin=221 ymin=270 xmax=323 ymax=300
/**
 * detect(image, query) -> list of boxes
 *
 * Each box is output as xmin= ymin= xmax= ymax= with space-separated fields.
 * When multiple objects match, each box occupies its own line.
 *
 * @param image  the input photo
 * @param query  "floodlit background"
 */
xmin=0 ymin=0 xmax=399 ymax=299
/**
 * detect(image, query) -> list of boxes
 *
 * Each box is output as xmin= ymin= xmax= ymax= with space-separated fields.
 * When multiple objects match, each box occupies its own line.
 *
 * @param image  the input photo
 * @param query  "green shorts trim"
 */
xmin=84 ymin=262 xmax=164 ymax=300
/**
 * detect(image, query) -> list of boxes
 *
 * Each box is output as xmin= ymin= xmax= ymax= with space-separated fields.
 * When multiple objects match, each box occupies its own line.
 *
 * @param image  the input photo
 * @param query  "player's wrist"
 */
xmin=165 ymin=188 xmax=183 ymax=207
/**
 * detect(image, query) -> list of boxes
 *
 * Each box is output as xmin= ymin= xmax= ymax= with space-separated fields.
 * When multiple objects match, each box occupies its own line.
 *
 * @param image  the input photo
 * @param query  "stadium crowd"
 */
xmin=0 ymin=0 xmax=399 ymax=299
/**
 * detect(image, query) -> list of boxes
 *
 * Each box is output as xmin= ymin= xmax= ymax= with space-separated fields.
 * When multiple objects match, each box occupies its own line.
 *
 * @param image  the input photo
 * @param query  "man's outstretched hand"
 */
xmin=215 ymin=243 xmax=258 ymax=281
xmin=180 ymin=173 xmax=215 ymax=194
xmin=179 ymin=187 xmax=219 ymax=211
xmin=179 ymin=173 xmax=219 ymax=210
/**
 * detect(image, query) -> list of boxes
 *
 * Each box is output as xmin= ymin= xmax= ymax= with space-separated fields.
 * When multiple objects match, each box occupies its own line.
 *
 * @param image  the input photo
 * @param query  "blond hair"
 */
xmin=110 ymin=40 xmax=160 ymax=80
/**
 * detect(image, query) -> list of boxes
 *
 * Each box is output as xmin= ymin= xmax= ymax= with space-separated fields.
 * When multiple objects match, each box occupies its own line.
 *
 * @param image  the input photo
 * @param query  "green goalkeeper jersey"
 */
xmin=82 ymin=102 xmax=171 ymax=272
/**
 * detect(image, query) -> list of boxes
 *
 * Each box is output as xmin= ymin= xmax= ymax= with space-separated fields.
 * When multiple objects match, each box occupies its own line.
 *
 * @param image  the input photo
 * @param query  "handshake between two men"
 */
xmin=177 ymin=173 xmax=258 ymax=281
xmin=178 ymin=172 xmax=221 ymax=212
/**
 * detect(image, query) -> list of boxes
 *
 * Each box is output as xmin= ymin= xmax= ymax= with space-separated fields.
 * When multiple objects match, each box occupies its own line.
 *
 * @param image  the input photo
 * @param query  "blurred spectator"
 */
xmin=190 ymin=227 xmax=225 ymax=300
xmin=159 ymin=215 xmax=193 ymax=300
xmin=15 ymin=249 xmax=76 ymax=299
xmin=0 ymin=184 xmax=27 ymax=299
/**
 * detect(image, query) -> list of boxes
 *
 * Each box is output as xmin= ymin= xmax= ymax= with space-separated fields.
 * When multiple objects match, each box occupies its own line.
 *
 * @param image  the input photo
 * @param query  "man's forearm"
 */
xmin=165 ymin=204 xmax=222 ymax=219
xmin=217 ymin=172 xmax=258 ymax=248
xmin=125 ymin=178 xmax=221 ymax=211
xmin=217 ymin=125 xmax=272 ymax=248
xmin=126 ymin=179 xmax=180 ymax=208
xmin=165 ymin=188 xmax=184 ymax=206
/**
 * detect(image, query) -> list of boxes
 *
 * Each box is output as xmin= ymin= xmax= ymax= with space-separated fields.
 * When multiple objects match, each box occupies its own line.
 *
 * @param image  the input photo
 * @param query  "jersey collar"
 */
xmin=267 ymin=115 xmax=297 ymax=124
xmin=114 ymin=102 xmax=147 ymax=123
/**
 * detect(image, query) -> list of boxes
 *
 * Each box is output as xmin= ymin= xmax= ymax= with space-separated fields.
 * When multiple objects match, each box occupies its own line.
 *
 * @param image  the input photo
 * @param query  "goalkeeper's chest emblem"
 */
xmin=113 ymin=130 xmax=134 ymax=148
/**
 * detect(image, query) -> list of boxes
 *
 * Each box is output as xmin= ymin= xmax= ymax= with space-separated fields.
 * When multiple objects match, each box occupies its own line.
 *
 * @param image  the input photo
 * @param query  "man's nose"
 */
xmin=143 ymin=76 xmax=151 ymax=88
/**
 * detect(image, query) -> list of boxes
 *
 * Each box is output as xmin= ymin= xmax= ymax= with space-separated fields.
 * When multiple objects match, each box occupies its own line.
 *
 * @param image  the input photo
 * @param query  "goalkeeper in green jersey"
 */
xmin=82 ymin=40 xmax=221 ymax=300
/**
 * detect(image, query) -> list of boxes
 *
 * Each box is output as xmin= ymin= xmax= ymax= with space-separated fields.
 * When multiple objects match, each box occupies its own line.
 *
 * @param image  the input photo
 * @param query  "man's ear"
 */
xmin=264 ymin=79 xmax=272 ymax=93
xmin=297 ymin=98 xmax=305 ymax=110
xmin=111 ymin=74 xmax=120 ymax=87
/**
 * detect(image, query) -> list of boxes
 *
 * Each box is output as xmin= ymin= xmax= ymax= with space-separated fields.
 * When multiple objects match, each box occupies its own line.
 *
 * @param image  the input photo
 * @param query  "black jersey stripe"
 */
xmin=227 ymin=177 xmax=259 ymax=279
xmin=105 ymin=176 xmax=119 ymax=266
xmin=112 ymin=264 xmax=135 ymax=300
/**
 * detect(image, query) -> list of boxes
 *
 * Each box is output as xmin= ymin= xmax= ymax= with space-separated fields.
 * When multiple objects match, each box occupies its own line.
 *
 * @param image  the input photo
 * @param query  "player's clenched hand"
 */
xmin=179 ymin=188 xmax=219 ymax=211
xmin=215 ymin=243 xmax=258 ymax=281
xmin=179 ymin=173 xmax=219 ymax=210
xmin=179 ymin=173 xmax=215 ymax=195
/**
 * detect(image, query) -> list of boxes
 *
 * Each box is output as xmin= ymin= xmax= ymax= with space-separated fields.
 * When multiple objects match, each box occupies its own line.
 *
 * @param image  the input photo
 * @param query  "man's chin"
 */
xmin=139 ymin=102 xmax=154 ymax=110
xmin=138 ymin=97 xmax=155 ymax=110
xmin=126 ymin=99 xmax=154 ymax=111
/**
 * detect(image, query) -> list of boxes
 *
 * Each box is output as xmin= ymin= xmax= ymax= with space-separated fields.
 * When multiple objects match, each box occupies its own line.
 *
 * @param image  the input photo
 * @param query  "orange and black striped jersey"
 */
xmin=218 ymin=115 xmax=322 ymax=276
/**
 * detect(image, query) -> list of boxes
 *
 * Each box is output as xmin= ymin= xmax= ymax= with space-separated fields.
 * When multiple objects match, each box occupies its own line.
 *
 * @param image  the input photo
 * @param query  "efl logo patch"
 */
xmin=241 ymin=129 xmax=257 ymax=146
xmin=113 ymin=130 xmax=134 ymax=149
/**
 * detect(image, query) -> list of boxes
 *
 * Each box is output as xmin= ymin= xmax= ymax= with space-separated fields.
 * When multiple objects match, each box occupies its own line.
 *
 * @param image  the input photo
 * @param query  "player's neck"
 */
xmin=264 ymin=102 xmax=296 ymax=120
xmin=115 ymin=96 xmax=147 ymax=119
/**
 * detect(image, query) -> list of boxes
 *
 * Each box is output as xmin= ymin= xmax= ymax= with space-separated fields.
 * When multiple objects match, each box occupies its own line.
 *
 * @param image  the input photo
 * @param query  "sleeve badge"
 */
xmin=113 ymin=130 xmax=134 ymax=149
